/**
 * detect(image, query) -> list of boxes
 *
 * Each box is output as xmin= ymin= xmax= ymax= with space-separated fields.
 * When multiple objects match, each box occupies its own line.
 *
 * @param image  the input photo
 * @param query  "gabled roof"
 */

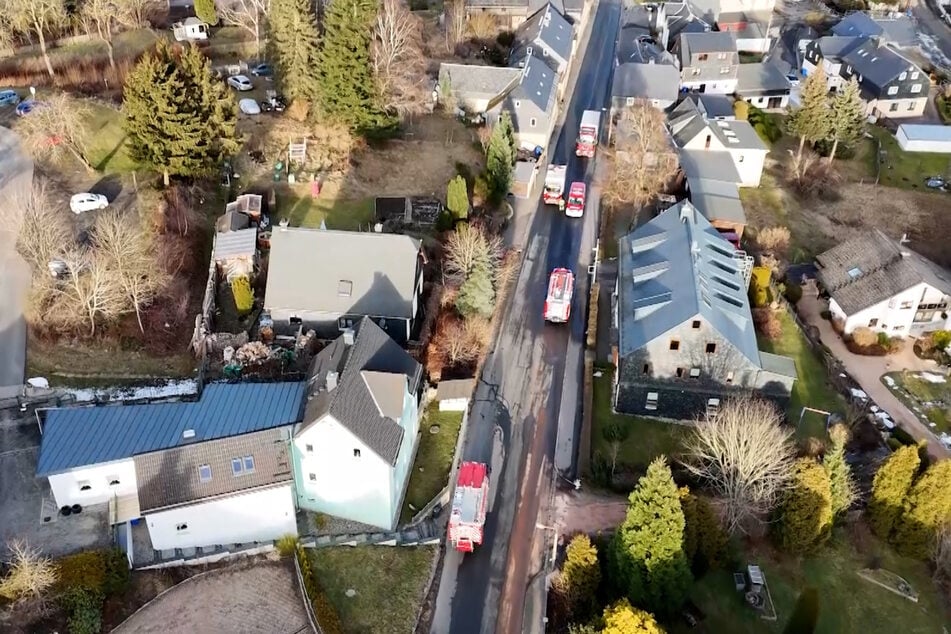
xmin=616 ymin=201 xmax=761 ymax=365
xmin=736 ymin=62 xmax=791 ymax=95
xmin=512 ymin=3 xmax=573 ymax=68
xmin=809 ymin=35 xmax=865 ymax=60
xmin=691 ymin=93 xmax=735 ymax=119
xmin=668 ymin=99 xmax=767 ymax=152
xmin=36 ymin=382 xmax=306 ymax=476
xmin=264 ymin=228 xmax=421 ymax=320
xmin=830 ymin=12 xmax=915 ymax=47
xmin=816 ymin=231 xmax=951 ymax=315
xmin=831 ymin=12 xmax=883 ymax=39
xmin=611 ymin=63 xmax=680 ymax=103
xmin=679 ymin=149 xmax=742 ymax=183
xmin=686 ymin=175 xmax=746 ymax=224
xmin=438 ymin=64 xmax=522 ymax=102
xmin=509 ymin=53 xmax=558 ymax=113
xmin=134 ymin=426 xmax=294 ymax=514
xmin=841 ymin=38 xmax=919 ymax=92
xmin=301 ymin=317 xmax=422 ymax=465
xmin=676 ymin=31 xmax=736 ymax=65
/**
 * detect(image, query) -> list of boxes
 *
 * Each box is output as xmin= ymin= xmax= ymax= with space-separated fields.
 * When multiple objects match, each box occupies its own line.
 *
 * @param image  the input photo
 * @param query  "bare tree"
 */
xmin=934 ymin=523 xmax=951 ymax=585
xmin=681 ymin=397 xmax=797 ymax=534
xmin=0 ymin=541 xmax=57 ymax=602
xmin=3 ymin=0 xmax=65 ymax=78
xmin=81 ymin=0 xmax=135 ymax=69
xmin=12 ymin=180 xmax=72 ymax=271
xmin=218 ymin=0 xmax=269 ymax=54
xmin=466 ymin=12 xmax=497 ymax=39
xmin=120 ymin=0 xmax=163 ymax=27
xmin=443 ymin=223 xmax=501 ymax=282
xmin=439 ymin=317 xmax=479 ymax=365
xmin=444 ymin=0 xmax=466 ymax=50
xmin=602 ymin=101 xmax=678 ymax=210
xmin=15 ymin=93 xmax=93 ymax=171
xmin=373 ymin=0 xmax=428 ymax=118
xmin=95 ymin=211 xmax=169 ymax=332
xmin=60 ymin=248 xmax=125 ymax=336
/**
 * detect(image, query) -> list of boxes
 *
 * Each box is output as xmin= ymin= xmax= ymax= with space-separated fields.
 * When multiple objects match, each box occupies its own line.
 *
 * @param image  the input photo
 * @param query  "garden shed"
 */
xmin=213 ymin=227 xmax=257 ymax=279
xmin=895 ymin=124 xmax=951 ymax=154
xmin=436 ymin=379 xmax=475 ymax=411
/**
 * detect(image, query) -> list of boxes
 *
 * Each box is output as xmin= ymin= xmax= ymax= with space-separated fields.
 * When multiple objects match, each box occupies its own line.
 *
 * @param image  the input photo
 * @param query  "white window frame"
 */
xmin=645 ymin=392 xmax=659 ymax=411
xmin=689 ymin=367 xmax=701 ymax=378
xmin=899 ymin=71 xmax=907 ymax=81
xmin=910 ymin=84 xmax=922 ymax=94
xmin=626 ymin=97 xmax=634 ymax=106
xmin=198 ymin=464 xmax=212 ymax=483
xmin=720 ymin=66 xmax=730 ymax=75
xmin=887 ymin=86 xmax=898 ymax=96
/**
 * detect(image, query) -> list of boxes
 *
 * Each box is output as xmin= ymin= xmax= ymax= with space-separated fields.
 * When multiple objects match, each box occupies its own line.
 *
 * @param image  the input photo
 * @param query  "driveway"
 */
xmin=552 ymin=489 xmax=627 ymax=536
xmin=797 ymin=283 xmax=950 ymax=459
xmin=113 ymin=558 xmax=312 ymax=634
xmin=0 ymin=126 xmax=32 ymax=388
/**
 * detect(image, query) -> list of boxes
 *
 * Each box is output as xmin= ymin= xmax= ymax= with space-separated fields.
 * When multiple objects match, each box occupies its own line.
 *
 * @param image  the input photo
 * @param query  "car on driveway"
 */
xmin=227 ymin=75 xmax=253 ymax=91
xmin=0 ymin=90 xmax=20 ymax=106
xmin=15 ymin=100 xmax=42 ymax=116
xmin=69 ymin=193 xmax=109 ymax=214
xmin=565 ymin=181 xmax=586 ymax=218
xmin=249 ymin=63 xmax=273 ymax=78
xmin=239 ymin=98 xmax=261 ymax=115
xmin=785 ymin=73 xmax=800 ymax=87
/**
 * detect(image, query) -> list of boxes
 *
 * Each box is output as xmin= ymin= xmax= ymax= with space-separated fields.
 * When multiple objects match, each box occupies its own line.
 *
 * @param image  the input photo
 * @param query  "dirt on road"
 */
xmin=552 ymin=489 xmax=628 ymax=536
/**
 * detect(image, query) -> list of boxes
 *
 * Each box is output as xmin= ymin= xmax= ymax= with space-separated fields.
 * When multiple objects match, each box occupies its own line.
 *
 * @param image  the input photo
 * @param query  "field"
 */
xmin=676 ymin=527 xmax=950 ymax=634
xmin=401 ymin=406 xmax=465 ymax=523
xmin=310 ymin=546 xmax=436 ymax=634
xmin=883 ymin=370 xmax=951 ymax=434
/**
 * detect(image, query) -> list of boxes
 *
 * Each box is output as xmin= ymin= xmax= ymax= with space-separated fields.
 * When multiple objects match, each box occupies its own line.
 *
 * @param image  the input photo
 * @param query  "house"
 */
xmin=831 ymin=12 xmax=917 ymax=49
xmin=134 ymin=427 xmax=297 ymax=552
xmin=716 ymin=11 xmax=771 ymax=53
xmin=689 ymin=93 xmax=735 ymax=119
xmin=816 ymin=231 xmax=951 ymax=337
xmin=172 ymin=17 xmax=208 ymax=42
xmin=611 ymin=63 xmax=681 ymax=113
xmin=464 ymin=0 xmax=583 ymax=29
xmin=685 ymin=0 xmax=775 ymax=25
xmin=667 ymin=98 xmax=768 ymax=187
xmin=674 ymin=31 xmax=739 ymax=95
xmin=896 ymin=124 xmax=951 ymax=154
xmin=292 ymin=317 xmax=423 ymax=530
xmin=436 ymin=379 xmax=475 ymax=412
xmin=264 ymin=227 xmax=423 ymax=343
xmin=503 ymin=53 xmax=559 ymax=150
xmin=436 ymin=64 xmax=522 ymax=114
xmin=613 ymin=201 xmax=796 ymax=419
xmin=679 ymin=150 xmax=747 ymax=238
xmin=35 ymin=382 xmax=306 ymax=549
xmin=735 ymin=62 xmax=791 ymax=110
xmin=510 ymin=4 xmax=574 ymax=74
xmin=801 ymin=36 xmax=864 ymax=92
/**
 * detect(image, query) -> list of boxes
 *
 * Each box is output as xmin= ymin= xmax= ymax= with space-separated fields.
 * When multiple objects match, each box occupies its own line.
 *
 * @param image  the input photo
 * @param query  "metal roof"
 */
xmin=898 ymin=124 xmax=951 ymax=143
xmin=686 ymin=175 xmax=747 ymax=224
xmin=36 ymin=382 xmax=306 ymax=476
xmin=213 ymin=227 xmax=257 ymax=261
xmin=736 ymin=62 xmax=791 ymax=95
xmin=611 ymin=63 xmax=680 ymax=102
xmin=438 ymin=63 xmax=522 ymax=100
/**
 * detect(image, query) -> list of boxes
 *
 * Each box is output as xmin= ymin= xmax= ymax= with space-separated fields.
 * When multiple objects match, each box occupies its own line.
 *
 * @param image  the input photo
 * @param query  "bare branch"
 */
xmin=443 ymin=223 xmax=501 ymax=282
xmin=218 ymin=0 xmax=268 ymax=54
xmin=14 ymin=93 xmax=94 ymax=171
xmin=372 ymin=0 xmax=428 ymax=118
xmin=13 ymin=179 xmax=72 ymax=272
xmin=0 ymin=540 xmax=57 ymax=602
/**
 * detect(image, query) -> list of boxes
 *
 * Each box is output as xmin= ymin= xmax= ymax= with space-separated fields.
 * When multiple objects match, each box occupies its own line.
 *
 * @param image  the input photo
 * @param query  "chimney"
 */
xmin=342 ymin=328 xmax=355 ymax=345
xmin=325 ymin=370 xmax=338 ymax=391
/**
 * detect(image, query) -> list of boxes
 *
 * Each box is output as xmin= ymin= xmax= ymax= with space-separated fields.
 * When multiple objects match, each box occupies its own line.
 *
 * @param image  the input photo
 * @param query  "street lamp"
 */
xmin=536 ymin=523 xmax=559 ymax=565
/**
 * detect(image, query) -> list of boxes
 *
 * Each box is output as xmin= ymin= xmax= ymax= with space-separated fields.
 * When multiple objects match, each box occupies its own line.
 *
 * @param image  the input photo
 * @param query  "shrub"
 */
xmin=296 ymin=546 xmax=343 ymax=634
xmin=886 ymin=437 xmax=903 ymax=451
xmin=231 ymin=276 xmax=254 ymax=315
xmin=733 ymin=100 xmax=750 ymax=120
xmin=61 ymin=587 xmax=103 ymax=634
xmin=101 ymin=549 xmax=129 ymax=596
xmin=868 ymin=445 xmax=920 ymax=539
xmin=892 ymin=460 xmax=951 ymax=559
xmin=55 ymin=551 xmax=107 ymax=595
xmin=890 ymin=426 xmax=917 ymax=446
xmin=752 ymin=307 xmax=783 ymax=340
xmin=276 ymin=534 xmax=299 ymax=557
xmin=313 ymin=513 xmax=329 ymax=531
xmin=774 ymin=458 xmax=833 ymax=553
xmin=0 ymin=541 xmax=57 ymax=601
xmin=757 ymin=226 xmax=791 ymax=257
xmin=784 ymin=282 xmax=803 ymax=304
xmin=933 ymin=330 xmax=951 ymax=350
xmin=849 ymin=326 xmax=877 ymax=346
xmin=749 ymin=266 xmax=772 ymax=307
xmin=435 ymin=210 xmax=453 ymax=232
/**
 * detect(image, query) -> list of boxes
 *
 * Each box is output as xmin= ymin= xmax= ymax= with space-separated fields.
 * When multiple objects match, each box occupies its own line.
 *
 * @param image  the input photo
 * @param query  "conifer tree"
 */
xmin=317 ymin=0 xmax=393 ymax=133
xmin=600 ymin=599 xmax=664 ymax=634
xmin=824 ymin=424 xmax=857 ymax=522
xmin=826 ymin=78 xmax=866 ymax=162
xmin=892 ymin=460 xmax=951 ymax=559
xmin=485 ymin=112 xmax=516 ymax=202
xmin=775 ymin=458 xmax=833 ymax=554
xmin=788 ymin=66 xmax=832 ymax=160
xmin=268 ymin=0 xmax=321 ymax=105
xmin=612 ymin=457 xmax=692 ymax=617
xmin=561 ymin=534 xmax=601 ymax=620
xmin=868 ymin=445 xmax=920 ymax=539
xmin=446 ymin=175 xmax=469 ymax=220
xmin=195 ymin=0 xmax=218 ymax=25
xmin=455 ymin=262 xmax=495 ymax=318
xmin=123 ymin=41 xmax=238 ymax=186
xmin=680 ymin=488 xmax=728 ymax=574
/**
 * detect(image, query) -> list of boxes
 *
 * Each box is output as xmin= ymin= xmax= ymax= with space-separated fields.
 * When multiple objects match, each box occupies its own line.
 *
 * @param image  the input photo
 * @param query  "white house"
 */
xmin=293 ymin=317 xmax=423 ymax=531
xmin=816 ymin=231 xmax=951 ymax=337
xmin=896 ymin=124 xmax=951 ymax=154
xmin=735 ymin=62 xmax=791 ymax=111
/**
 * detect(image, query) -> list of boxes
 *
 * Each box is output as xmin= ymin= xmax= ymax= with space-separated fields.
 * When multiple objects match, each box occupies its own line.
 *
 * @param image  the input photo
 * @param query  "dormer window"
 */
xmin=910 ymin=84 xmax=922 ymax=94
xmin=846 ymin=64 xmax=852 ymax=74
xmin=911 ymin=71 xmax=919 ymax=79
xmin=899 ymin=71 xmax=907 ymax=81
xmin=337 ymin=280 xmax=353 ymax=297
xmin=887 ymin=86 xmax=898 ymax=96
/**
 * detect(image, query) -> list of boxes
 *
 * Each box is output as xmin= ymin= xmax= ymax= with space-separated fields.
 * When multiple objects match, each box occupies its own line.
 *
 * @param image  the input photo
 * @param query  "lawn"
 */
xmin=401 ymin=405 xmax=464 ymax=523
xmin=84 ymin=101 xmax=135 ymax=173
xmin=590 ymin=369 xmax=688 ymax=473
xmin=866 ymin=126 xmax=951 ymax=190
xmin=275 ymin=184 xmax=375 ymax=230
xmin=756 ymin=311 xmax=845 ymax=439
xmin=883 ymin=370 xmax=951 ymax=434
xmin=676 ymin=529 xmax=949 ymax=634
xmin=310 ymin=546 xmax=436 ymax=634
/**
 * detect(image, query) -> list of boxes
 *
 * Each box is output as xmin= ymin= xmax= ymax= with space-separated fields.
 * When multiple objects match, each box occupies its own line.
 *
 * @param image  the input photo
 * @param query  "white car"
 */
xmin=239 ymin=98 xmax=261 ymax=115
xmin=69 ymin=193 xmax=109 ymax=214
xmin=227 ymin=74 xmax=253 ymax=91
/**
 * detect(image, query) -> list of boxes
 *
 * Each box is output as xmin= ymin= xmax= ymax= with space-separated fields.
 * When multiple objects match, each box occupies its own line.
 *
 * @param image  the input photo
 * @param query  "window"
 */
xmin=738 ymin=154 xmax=744 ymax=163
xmin=705 ymin=342 xmax=717 ymax=354
xmin=642 ymin=363 xmax=651 ymax=375
xmin=893 ymin=325 xmax=904 ymax=331
xmin=337 ymin=280 xmax=353 ymax=297
xmin=907 ymin=102 xmax=916 ymax=111
xmin=720 ymin=66 xmax=730 ymax=74
xmin=887 ymin=86 xmax=898 ymax=96
xmin=78 ymin=481 xmax=92 ymax=492
xmin=108 ymin=478 xmax=120 ymax=487
xmin=899 ymin=71 xmax=907 ymax=81
xmin=514 ymin=99 xmax=521 ymax=108
xmin=669 ymin=339 xmax=680 ymax=351
xmin=353 ymin=448 xmax=362 ymax=458
xmin=726 ymin=371 xmax=735 ymax=384
xmin=704 ymin=134 xmax=712 ymax=149
xmin=889 ymin=103 xmax=899 ymax=112
xmin=900 ymin=301 xmax=913 ymax=309
xmin=692 ymin=320 xmax=701 ymax=329
xmin=198 ymin=464 xmax=212 ymax=483
xmin=529 ymin=117 xmax=537 ymax=128
xmin=689 ymin=368 xmax=701 ymax=378
xmin=706 ymin=398 xmax=721 ymax=418
xmin=232 ymin=457 xmax=243 ymax=475
xmin=305 ymin=444 xmax=314 ymax=452
xmin=717 ymin=52 xmax=727 ymax=60
xmin=676 ymin=367 xmax=686 ymax=378
xmin=869 ymin=318 xmax=879 ymax=327
xmin=915 ymin=311 xmax=935 ymax=322
xmin=911 ymin=71 xmax=919 ymax=79
xmin=309 ymin=473 xmax=317 ymax=482
xmin=176 ymin=523 xmax=188 ymax=531
xmin=243 ymin=456 xmax=255 ymax=472
xmin=698 ymin=53 xmax=708 ymax=61
xmin=645 ymin=392 xmax=659 ymax=411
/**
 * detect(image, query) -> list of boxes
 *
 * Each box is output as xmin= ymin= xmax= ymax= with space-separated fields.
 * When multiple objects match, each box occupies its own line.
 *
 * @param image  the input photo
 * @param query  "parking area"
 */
xmin=0 ymin=411 xmax=111 ymax=557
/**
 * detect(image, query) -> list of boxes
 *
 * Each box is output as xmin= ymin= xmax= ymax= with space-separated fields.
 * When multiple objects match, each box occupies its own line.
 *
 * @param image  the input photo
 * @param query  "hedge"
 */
xmin=296 ymin=545 xmax=343 ymax=634
xmin=231 ymin=276 xmax=254 ymax=315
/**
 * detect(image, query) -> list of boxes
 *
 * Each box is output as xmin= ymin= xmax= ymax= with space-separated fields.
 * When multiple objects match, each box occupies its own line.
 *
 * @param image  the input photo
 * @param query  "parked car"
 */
xmin=785 ymin=73 xmax=800 ymax=87
xmin=239 ymin=98 xmax=261 ymax=115
xmin=565 ymin=181 xmax=586 ymax=218
xmin=227 ymin=75 xmax=253 ymax=91
xmin=0 ymin=89 xmax=20 ymax=106
xmin=249 ymin=63 xmax=273 ymax=78
xmin=260 ymin=93 xmax=287 ymax=113
xmin=16 ymin=100 xmax=42 ymax=116
xmin=69 ymin=193 xmax=109 ymax=214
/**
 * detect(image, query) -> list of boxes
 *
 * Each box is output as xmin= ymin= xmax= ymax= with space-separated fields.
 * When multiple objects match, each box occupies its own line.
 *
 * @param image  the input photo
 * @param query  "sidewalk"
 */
xmin=797 ymin=285 xmax=949 ymax=459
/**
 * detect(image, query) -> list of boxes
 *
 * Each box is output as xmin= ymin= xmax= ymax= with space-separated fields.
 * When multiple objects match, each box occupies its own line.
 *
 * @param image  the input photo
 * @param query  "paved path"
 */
xmin=113 ymin=559 xmax=312 ymax=634
xmin=797 ymin=286 xmax=949 ymax=459
xmin=552 ymin=490 xmax=627 ymax=536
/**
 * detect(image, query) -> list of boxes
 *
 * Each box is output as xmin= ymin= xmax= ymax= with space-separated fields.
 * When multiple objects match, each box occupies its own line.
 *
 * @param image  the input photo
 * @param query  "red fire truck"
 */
xmin=544 ymin=268 xmax=574 ymax=323
xmin=447 ymin=461 xmax=490 ymax=553
xmin=575 ymin=110 xmax=601 ymax=158
xmin=542 ymin=164 xmax=567 ymax=205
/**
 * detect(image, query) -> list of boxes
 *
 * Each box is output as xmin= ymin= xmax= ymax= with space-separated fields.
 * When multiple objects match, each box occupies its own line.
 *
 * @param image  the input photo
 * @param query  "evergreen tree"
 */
xmin=892 ymin=460 xmax=951 ymax=559
xmin=680 ymin=488 xmax=728 ymax=575
xmin=195 ymin=0 xmax=218 ymax=25
xmin=824 ymin=424 xmax=857 ymax=522
xmin=600 ymin=599 xmax=665 ymax=634
xmin=485 ymin=112 xmax=516 ymax=202
xmin=446 ymin=175 xmax=469 ymax=220
xmin=678 ymin=488 xmax=699 ymax=566
xmin=868 ymin=445 xmax=920 ymax=539
xmin=826 ymin=78 xmax=866 ymax=162
xmin=317 ymin=0 xmax=393 ymax=133
xmin=612 ymin=457 xmax=692 ymax=617
xmin=787 ymin=66 xmax=832 ymax=160
xmin=123 ymin=41 xmax=238 ymax=186
xmin=784 ymin=588 xmax=820 ymax=634
xmin=268 ymin=0 xmax=321 ymax=105
xmin=455 ymin=262 xmax=495 ymax=318
xmin=775 ymin=458 xmax=833 ymax=554
xmin=561 ymin=534 xmax=601 ymax=620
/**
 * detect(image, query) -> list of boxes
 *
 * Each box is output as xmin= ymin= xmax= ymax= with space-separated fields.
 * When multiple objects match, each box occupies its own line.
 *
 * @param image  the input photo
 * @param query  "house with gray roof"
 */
xmin=264 ymin=227 xmax=423 ymax=343
xmin=674 ymin=31 xmax=739 ymax=94
xmin=613 ymin=201 xmax=796 ymax=419
xmin=503 ymin=52 xmax=560 ymax=149
xmin=816 ymin=231 xmax=951 ymax=337
xmin=464 ymin=0 xmax=583 ymax=28
xmin=293 ymin=317 xmax=423 ymax=530
xmin=436 ymin=63 xmax=522 ymax=114
xmin=735 ymin=62 xmax=791 ymax=110
xmin=831 ymin=12 xmax=917 ymax=49
xmin=611 ymin=62 xmax=681 ymax=113
xmin=510 ymin=3 xmax=574 ymax=73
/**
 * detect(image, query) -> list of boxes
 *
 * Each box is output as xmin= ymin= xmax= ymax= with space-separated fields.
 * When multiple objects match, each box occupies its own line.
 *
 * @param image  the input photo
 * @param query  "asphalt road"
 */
xmin=429 ymin=2 xmax=621 ymax=632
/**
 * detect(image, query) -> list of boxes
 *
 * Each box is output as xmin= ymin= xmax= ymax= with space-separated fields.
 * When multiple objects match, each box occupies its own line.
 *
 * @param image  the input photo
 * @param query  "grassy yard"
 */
xmin=275 ymin=184 xmax=375 ymax=230
xmin=677 ymin=529 xmax=949 ymax=634
xmin=84 ymin=101 xmax=135 ymax=173
xmin=590 ymin=369 xmax=688 ymax=473
xmin=401 ymin=405 xmax=464 ymax=523
xmin=866 ymin=126 xmax=951 ymax=190
xmin=756 ymin=311 xmax=845 ymax=439
xmin=883 ymin=371 xmax=951 ymax=434
xmin=310 ymin=546 xmax=435 ymax=634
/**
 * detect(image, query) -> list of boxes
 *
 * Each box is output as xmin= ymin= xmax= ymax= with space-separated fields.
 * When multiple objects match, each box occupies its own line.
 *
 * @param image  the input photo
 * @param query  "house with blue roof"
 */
xmin=613 ymin=201 xmax=797 ymax=419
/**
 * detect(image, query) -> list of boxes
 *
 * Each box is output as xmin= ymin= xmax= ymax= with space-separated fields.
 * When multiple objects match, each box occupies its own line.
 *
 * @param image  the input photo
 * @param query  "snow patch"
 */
xmin=916 ymin=372 xmax=947 ymax=384
xmin=64 ymin=379 xmax=199 ymax=403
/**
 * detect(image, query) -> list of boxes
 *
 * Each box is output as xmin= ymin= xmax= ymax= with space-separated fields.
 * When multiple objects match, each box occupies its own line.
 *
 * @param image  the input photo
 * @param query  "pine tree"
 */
xmin=195 ymin=0 xmax=218 ymax=25
xmin=317 ymin=0 xmax=393 ymax=134
xmin=612 ymin=457 xmax=692 ymax=617
xmin=824 ymin=424 xmax=857 ymax=522
xmin=784 ymin=588 xmax=820 ymax=634
xmin=775 ymin=458 xmax=833 ymax=554
xmin=123 ymin=41 xmax=238 ymax=186
xmin=681 ymin=489 xmax=728 ymax=574
xmin=561 ymin=534 xmax=601 ymax=620
xmin=485 ymin=112 xmax=516 ymax=202
xmin=600 ymin=599 xmax=664 ymax=634
xmin=455 ymin=262 xmax=495 ymax=318
xmin=446 ymin=175 xmax=469 ymax=220
xmin=826 ymin=78 xmax=866 ymax=162
xmin=268 ymin=0 xmax=321 ymax=105
xmin=788 ymin=66 xmax=832 ymax=160
xmin=891 ymin=460 xmax=951 ymax=559
xmin=868 ymin=445 xmax=920 ymax=539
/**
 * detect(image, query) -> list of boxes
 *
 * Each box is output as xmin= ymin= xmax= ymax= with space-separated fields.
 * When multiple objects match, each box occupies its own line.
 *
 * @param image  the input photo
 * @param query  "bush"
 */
xmin=749 ymin=266 xmax=772 ymax=307
xmin=276 ymin=534 xmax=298 ymax=557
xmin=101 ymin=549 xmax=129 ymax=596
xmin=296 ymin=546 xmax=343 ymax=634
xmin=231 ymin=276 xmax=254 ymax=315
xmin=756 ymin=226 xmax=791 ymax=257
xmin=733 ymin=100 xmax=750 ymax=120
xmin=934 ymin=330 xmax=951 ymax=350
xmin=752 ymin=307 xmax=783 ymax=340
xmin=56 ymin=551 xmax=107 ymax=595
xmin=61 ymin=587 xmax=103 ymax=634
xmin=784 ymin=282 xmax=803 ymax=304
xmin=891 ymin=426 xmax=917 ymax=447
xmin=886 ymin=437 xmax=904 ymax=451
xmin=0 ymin=541 xmax=57 ymax=601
